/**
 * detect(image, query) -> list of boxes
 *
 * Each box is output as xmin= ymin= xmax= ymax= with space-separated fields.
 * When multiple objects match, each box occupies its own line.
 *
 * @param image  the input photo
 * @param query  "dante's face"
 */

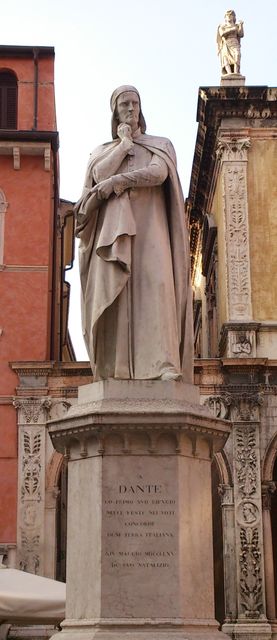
xmin=116 ymin=91 xmax=140 ymax=129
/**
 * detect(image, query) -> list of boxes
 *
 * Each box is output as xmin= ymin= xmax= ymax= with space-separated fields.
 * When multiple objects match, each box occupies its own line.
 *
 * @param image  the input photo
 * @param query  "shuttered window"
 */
xmin=0 ymin=71 xmax=17 ymax=129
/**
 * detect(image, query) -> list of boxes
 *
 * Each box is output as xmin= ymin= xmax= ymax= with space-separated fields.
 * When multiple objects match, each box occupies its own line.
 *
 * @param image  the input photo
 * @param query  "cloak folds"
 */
xmin=75 ymin=133 xmax=193 ymax=383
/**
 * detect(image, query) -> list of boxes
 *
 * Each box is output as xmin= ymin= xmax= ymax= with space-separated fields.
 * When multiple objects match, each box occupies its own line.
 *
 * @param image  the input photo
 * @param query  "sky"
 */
xmin=2 ymin=0 xmax=277 ymax=359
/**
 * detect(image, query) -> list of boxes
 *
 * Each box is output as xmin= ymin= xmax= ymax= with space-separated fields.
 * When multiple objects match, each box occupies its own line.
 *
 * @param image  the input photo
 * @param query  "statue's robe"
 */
xmin=75 ymin=133 xmax=193 ymax=382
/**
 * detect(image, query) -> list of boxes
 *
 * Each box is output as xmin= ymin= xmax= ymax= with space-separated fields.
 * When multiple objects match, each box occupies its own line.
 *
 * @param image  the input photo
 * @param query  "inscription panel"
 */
xmin=101 ymin=456 xmax=179 ymax=617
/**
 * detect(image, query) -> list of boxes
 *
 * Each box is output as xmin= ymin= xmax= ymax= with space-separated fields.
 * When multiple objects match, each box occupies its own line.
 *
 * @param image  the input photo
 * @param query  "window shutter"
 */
xmin=6 ymin=86 xmax=17 ymax=128
xmin=0 ymin=71 xmax=18 ymax=129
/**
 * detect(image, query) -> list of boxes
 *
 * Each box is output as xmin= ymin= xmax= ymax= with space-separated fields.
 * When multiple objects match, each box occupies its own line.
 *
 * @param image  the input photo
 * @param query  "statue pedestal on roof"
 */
xmin=49 ymin=380 xmax=230 ymax=640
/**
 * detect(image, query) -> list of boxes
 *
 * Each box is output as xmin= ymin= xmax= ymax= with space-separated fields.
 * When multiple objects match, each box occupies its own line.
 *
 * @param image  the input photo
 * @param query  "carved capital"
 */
xmin=218 ymin=483 xmax=234 ymax=506
xmin=13 ymin=397 xmax=51 ymax=425
xmin=45 ymin=486 xmax=60 ymax=509
xmin=230 ymin=392 xmax=263 ymax=422
xmin=261 ymin=481 xmax=276 ymax=510
xmin=217 ymin=137 xmax=251 ymax=162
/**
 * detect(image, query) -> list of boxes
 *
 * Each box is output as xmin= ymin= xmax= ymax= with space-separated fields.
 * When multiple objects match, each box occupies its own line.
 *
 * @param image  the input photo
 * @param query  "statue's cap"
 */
xmin=110 ymin=85 xmax=140 ymax=112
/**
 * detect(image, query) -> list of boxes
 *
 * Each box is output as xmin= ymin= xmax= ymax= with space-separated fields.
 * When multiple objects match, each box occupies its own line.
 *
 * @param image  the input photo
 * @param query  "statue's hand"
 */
xmin=97 ymin=177 xmax=114 ymax=200
xmin=117 ymin=124 xmax=134 ymax=155
xmin=112 ymin=174 xmax=126 ymax=197
xmin=117 ymin=123 xmax=133 ymax=141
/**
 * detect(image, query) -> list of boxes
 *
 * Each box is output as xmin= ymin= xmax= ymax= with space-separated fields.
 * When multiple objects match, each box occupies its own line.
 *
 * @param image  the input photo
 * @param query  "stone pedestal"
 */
xmin=48 ymin=381 xmax=230 ymax=640
xmin=220 ymin=74 xmax=245 ymax=86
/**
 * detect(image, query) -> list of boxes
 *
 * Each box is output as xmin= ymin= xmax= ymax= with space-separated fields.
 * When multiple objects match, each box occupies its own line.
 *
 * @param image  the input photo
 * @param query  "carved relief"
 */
xmin=14 ymin=397 xmax=51 ymax=424
xmin=233 ymin=411 xmax=266 ymax=618
xmin=227 ymin=326 xmax=257 ymax=358
xmin=237 ymin=501 xmax=259 ymax=526
xmin=218 ymin=483 xmax=234 ymax=506
xmin=239 ymin=527 xmax=263 ymax=617
xmin=15 ymin=398 xmax=50 ymax=574
xmin=204 ymin=394 xmax=231 ymax=419
xmin=218 ymin=137 xmax=252 ymax=322
xmin=217 ymin=138 xmax=250 ymax=162
xmin=236 ymin=426 xmax=257 ymax=498
xmin=246 ymin=105 xmax=271 ymax=119
xmin=231 ymin=393 xmax=262 ymax=422
xmin=21 ymin=429 xmax=42 ymax=500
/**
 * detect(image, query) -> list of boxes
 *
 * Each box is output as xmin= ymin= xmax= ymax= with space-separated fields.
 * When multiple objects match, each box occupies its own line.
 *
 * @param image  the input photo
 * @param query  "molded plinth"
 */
xmin=48 ymin=381 xmax=230 ymax=640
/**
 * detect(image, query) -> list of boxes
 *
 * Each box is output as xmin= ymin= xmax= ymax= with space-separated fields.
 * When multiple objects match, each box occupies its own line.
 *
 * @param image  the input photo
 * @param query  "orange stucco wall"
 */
xmin=0 ymin=50 xmax=56 ymax=543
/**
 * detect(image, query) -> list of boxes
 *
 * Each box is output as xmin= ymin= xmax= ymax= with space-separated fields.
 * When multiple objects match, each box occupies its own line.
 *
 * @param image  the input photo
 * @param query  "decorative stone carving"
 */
xmin=48 ymin=399 xmax=72 ymax=421
xmin=204 ymin=394 xmax=231 ymax=419
xmin=232 ymin=400 xmax=267 ymax=621
xmin=219 ymin=322 xmax=260 ymax=358
xmin=231 ymin=392 xmax=263 ymax=422
xmin=237 ymin=501 xmax=259 ymax=525
xmin=236 ymin=426 xmax=258 ymax=498
xmin=14 ymin=397 xmax=51 ymax=574
xmin=239 ymin=526 xmax=263 ymax=617
xmin=218 ymin=483 xmax=234 ymax=505
xmin=217 ymin=138 xmax=250 ymax=162
xmin=261 ymin=481 xmax=276 ymax=510
xmin=246 ymin=105 xmax=272 ymax=119
xmin=217 ymin=137 xmax=252 ymax=323
xmin=13 ymin=397 xmax=51 ymax=424
xmin=229 ymin=327 xmax=256 ymax=358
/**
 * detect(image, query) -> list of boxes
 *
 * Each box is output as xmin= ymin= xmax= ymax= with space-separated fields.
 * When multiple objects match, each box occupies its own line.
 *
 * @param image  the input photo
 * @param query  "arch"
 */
xmin=46 ymin=450 xmax=64 ymax=490
xmin=0 ymin=69 xmax=18 ymax=129
xmin=262 ymin=432 xmax=277 ymax=481
xmin=0 ymin=67 xmax=18 ymax=80
xmin=211 ymin=457 xmax=225 ymax=626
xmin=213 ymin=450 xmax=233 ymax=485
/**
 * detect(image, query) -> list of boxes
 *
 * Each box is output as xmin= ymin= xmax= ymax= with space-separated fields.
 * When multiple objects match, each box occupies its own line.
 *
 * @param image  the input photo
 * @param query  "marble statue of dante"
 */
xmin=217 ymin=9 xmax=244 ymax=75
xmin=75 ymin=86 xmax=193 ymax=382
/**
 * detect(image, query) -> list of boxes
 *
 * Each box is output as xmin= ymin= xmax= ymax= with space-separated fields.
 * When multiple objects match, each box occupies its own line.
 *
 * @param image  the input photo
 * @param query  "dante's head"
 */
xmin=225 ymin=9 xmax=236 ymax=24
xmin=110 ymin=85 xmax=146 ymax=139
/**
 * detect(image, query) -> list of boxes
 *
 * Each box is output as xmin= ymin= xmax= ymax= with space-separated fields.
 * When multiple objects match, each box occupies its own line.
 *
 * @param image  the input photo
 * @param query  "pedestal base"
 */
xmin=49 ymin=381 xmax=230 ymax=640
xmin=52 ymin=618 xmax=230 ymax=640
xmin=220 ymin=74 xmax=245 ymax=87
xmin=222 ymin=621 xmax=272 ymax=639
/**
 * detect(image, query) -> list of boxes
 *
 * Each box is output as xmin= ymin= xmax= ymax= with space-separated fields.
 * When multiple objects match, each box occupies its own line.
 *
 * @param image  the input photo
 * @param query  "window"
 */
xmin=0 ymin=70 xmax=17 ymax=129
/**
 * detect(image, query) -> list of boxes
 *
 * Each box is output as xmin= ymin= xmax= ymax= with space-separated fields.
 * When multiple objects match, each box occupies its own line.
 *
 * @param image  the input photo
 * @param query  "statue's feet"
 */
xmin=160 ymin=368 xmax=182 ymax=381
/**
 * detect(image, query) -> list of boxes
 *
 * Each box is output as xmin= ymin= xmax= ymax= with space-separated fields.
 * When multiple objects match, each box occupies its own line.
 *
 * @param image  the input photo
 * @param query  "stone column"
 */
xmin=262 ymin=481 xmax=276 ymax=621
xmin=44 ymin=486 xmax=60 ymax=579
xmin=49 ymin=380 xmax=231 ymax=640
xmin=222 ymin=393 xmax=271 ymax=639
xmin=14 ymin=397 xmax=51 ymax=574
xmin=218 ymin=484 xmax=237 ymax=624
xmin=217 ymin=138 xmax=260 ymax=359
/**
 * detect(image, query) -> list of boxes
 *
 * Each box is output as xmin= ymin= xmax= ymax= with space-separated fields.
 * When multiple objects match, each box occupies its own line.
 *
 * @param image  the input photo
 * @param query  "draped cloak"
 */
xmin=75 ymin=133 xmax=193 ymax=383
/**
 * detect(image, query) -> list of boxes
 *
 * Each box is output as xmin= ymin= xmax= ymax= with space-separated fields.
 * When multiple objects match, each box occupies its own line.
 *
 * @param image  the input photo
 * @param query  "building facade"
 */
xmin=188 ymin=84 xmax=277 ymax=639
xmin=0 ymin=45 xmax=76 ymax=576
xmin=1 ymin=45 xmax=277 ymax=640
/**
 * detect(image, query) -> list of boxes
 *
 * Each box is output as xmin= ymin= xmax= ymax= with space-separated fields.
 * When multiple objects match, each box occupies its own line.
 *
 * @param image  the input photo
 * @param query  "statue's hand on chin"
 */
xmin=117 ymin=123 xmax=132 ymax=140
xmin=117 ymin=124 xmax=134 ymax=154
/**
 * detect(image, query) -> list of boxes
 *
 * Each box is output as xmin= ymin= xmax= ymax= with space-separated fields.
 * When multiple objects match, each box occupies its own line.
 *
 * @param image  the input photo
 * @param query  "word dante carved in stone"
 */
xmin=118 ymin=483 xmax=163 ymax=494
